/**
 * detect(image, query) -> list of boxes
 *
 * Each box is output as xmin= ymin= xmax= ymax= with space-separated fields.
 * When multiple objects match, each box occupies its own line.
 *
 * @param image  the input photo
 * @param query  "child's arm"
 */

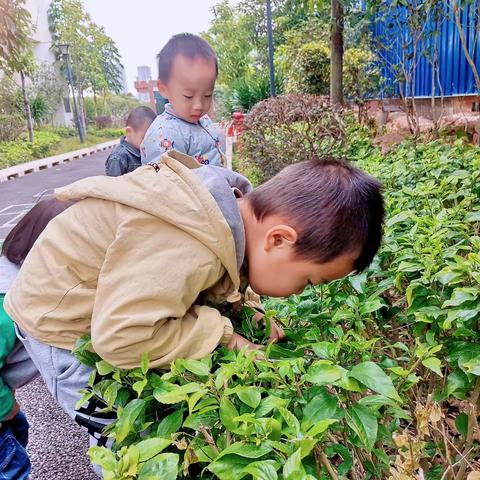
xmin=105 ymin=150 xmax=127 ymax=177
xmin=0 ymin=307 xmax=15 ymax=420
xmin=90 ymin=225 xmax=235 ymax=369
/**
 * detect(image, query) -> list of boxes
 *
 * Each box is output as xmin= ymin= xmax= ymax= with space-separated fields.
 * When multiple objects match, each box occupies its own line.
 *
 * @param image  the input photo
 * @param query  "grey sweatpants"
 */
xmin=15 ymin=326 xmax=108 ymax=477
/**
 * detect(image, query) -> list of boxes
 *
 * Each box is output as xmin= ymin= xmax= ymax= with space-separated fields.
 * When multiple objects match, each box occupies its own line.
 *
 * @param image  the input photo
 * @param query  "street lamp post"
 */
xmin=59 ymin=43 xmax=85 ymax=143
xmin=266 ymin=0 xmax=276 ymax=97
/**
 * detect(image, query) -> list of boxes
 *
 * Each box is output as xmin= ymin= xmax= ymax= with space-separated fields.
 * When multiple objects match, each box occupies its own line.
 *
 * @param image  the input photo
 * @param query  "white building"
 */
xmin=25 ymin=0 xmax=73 ymax=126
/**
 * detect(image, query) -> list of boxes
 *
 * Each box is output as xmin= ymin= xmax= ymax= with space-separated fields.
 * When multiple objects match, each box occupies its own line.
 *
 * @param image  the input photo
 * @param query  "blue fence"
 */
xmin=371 ymin=1 xmax=480 ymax=98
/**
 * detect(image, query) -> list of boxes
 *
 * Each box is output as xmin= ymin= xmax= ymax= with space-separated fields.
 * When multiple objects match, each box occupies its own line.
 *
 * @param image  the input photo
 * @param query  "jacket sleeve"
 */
xmin=141 ymin=119 xmax=189 ymax=165
xmin=105 ymin=150 xmax=127 ymax=177
xmin=90 ymin=221 xmax=233 ymax=369
xmin=0 ymin=303 xmax=15 ymax=420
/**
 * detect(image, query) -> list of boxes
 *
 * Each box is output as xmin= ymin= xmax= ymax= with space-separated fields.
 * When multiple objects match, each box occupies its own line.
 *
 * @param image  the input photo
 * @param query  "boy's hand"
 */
xmin=227 ymin=332 xmax=262 ymax=351
xmin=253 ymin=312 xmax=285 ymax=342
xmin=4 ymin=399 xmax=20 ymax=421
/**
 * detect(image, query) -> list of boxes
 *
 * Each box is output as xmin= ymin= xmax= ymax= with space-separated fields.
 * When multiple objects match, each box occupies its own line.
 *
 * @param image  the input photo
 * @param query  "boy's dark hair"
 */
xmin=1 ymin=198 xmax=75 ymax=265
xmin=157 ymin=33 xmax=218 ymax=83
xmin=247 ymin=157 xmax=385 ymax=272
xmin=126 ymin=106 xmax=156 ymax=130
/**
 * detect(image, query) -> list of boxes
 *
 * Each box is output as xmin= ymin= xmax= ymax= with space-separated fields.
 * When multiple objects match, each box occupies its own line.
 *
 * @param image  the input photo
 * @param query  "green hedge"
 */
xmin=0 ymin=131 xmax=61 ymax=169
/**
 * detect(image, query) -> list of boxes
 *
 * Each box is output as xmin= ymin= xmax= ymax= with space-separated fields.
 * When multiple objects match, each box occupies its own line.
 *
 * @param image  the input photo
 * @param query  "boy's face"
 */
xmin=125 ymin=123 xmax=150 ymax=150
xmin=248 ymin=244 xmax=358 ymax=297
xmin=157 ymin=54 xmax=216 ymax=124
xmin=243 ymin=214 xmax=359 ymax=297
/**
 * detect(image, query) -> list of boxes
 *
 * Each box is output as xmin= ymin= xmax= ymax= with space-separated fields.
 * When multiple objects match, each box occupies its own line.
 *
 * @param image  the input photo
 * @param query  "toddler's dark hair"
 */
xmin=247 ymin=156 xmax=385 ymax=272
xmin=2 ymin=198 xmax=75 ymax=265
xmin=157 ymin=33 xmax=218 ymax=83
xmin=126 ymin=106 xmax=156 ymax=130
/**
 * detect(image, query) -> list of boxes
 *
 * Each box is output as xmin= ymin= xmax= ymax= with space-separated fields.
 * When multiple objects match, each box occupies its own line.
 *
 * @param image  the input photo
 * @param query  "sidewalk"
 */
xmin=0 ymin=140 xmax=118 ymax=183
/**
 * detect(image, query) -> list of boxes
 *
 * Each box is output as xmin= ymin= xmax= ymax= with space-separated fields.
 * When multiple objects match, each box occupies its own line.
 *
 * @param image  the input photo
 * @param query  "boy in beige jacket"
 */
xmin=4 ymin=150 xmax=384 ymax=423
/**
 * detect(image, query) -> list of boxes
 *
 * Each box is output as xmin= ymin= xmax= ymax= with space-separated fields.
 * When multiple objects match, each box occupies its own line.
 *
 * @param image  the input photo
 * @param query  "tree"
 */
xmin=330 ymin=0 xmax=344 ymax=107
xmin=202 ymin=1 xmax=252 ymax=86
xmin=48 ymin=0 xmax=123 ymax=130
xmin=452 ymin=0 xmax=480 ymax=144
xmin=0 ymin=0 xmax=36 ymax=141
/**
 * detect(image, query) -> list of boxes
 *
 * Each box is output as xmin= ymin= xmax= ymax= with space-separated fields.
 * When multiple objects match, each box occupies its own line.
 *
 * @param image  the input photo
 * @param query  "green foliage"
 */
xmin=0 ymin=113 xmax=25 ymax=142
xmin=30 ymin=96 xmax=50 ymax=126
xmin=76 ymin=129 xmax=480 ymax=478
xmin=240 ymin=94 xmax=346 ymax=181
xmin=0 ymin=130 xmax=60 ymax=168
xmin=86 ymin=127 xmax=124 ymax=139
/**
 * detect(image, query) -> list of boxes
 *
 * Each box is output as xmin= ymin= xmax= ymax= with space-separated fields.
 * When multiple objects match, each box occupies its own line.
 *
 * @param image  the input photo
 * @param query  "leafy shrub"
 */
xmin=27 ymin=131 xmax=61 ymax=158
xmin=94 ymin=115 xmax=113 ymax=129
xmin=0 ymin=113 xmax=25 ymax=142
xmin=47 ymin=126 xmax=78 ymax=138
xmin=287 ymin=42 xmax=330 ymax=95
xmin=0 ymin=131 xmax=60 ymax=169
xmin=30 ymin=96 xmax=51 ymax=126
xmin=222 ymin=72 xmax=284 ymax=115
xmin=77 ymin=134 xmax=480 ymax=480
xmin=87 ymin=127 xmax=124 ymax=139
xmin=240 ymin=94 xmax=346 ymax=181
xmin=343 ymin=48 xmax=382 ymax=122
xmin=0 ymin=141 xmax=32 ymax=169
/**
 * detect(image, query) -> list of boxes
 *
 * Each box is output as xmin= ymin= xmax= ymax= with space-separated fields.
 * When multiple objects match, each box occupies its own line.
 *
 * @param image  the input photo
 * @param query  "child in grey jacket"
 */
xmin=141 ymin=33 xmax=225 ymax=166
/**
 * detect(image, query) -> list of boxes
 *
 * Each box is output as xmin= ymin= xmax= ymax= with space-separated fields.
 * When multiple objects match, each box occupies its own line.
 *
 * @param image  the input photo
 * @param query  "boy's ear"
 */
xmin=157 ymin=80 xmax=168 ymax=98
xmin=125 ymin=125 xmax=133 ymax=136
xmin=264 ymin=225 xmax=298 ymax=252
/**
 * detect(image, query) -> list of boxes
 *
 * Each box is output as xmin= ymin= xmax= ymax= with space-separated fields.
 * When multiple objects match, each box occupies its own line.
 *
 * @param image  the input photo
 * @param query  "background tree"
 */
xmin=48 ymin=0 xmax=123 ymax=129
xmin=0 ymin=0 xmax=36 ymax=141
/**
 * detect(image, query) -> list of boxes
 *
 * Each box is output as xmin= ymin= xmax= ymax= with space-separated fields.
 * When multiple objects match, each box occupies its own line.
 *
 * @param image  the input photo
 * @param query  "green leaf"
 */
xmin=307 ymin=419 xmax=337 ymax=437
xmin=183 ymin=409 xmax=219 ymax=430
xmin=465 ymin=211 xmax=480 ymax=222
xmin=349 ymin=361 xmax=401 ymax=402
xmin=442 ymin=288 xmax=478 ymax=308
xmin=455 ymin=413 xmax=468 ymax=437
xmin=310 ymin=341 xmax=337 ymax=359
xmin=279 ymin=407 xmax=301 ymax=436
xmin=422 ymin=357 xmax=443 ymax=377
xmin=236 ymin=386 xmax=262 ymax=409
xmin=181 ymin=359 xmax=211 ymax=376
xmin=207 ymin=454 xmax=252 ymax=480
xmin=96 ymin=360 xmax=115 ymax=376
xmin=302 ymin=388 xmax=339 ymax=430
xmin=153 ymin=383 xmax=202 ymax=404
xmin=136 ymin=438 xmax=171 ymax=462
xmin=220 ymin=396 xmax=240 ymax=431
xmin=255 ymin=395 xmax=289 ymax=417
xmin=133 ymin=379 xmax=148 ymax=398
xmin=242 ymin=460 xmax=279 ymax=480
xmin=138 ymin=453 xmax=179 ymax=480
xmin=88 ymin=446 xmax=116 ymax=471
xmin=345 ymin=404 xmax=378 ymax=451
xmin=304 ymin=360 xmax=343 ymax=386
xmin=217 ymin=442 xmax=272 ymax=460
xmin=157 ymin=410 xmax=184 ymax=437
xmin=282 ymin=449 xmax=306 ymax=480
xmin=140 ymin=353 xmax=149 ymax=375
xmin=115 ymin=399 xmax=146 ymax=443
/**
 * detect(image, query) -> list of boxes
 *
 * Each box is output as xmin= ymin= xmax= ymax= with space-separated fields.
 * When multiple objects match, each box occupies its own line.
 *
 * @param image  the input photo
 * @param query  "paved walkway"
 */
xmin=0 ymin=150 xmax=106 ymax=243
xmin=1 ymin=151 xmax=107 ymax=479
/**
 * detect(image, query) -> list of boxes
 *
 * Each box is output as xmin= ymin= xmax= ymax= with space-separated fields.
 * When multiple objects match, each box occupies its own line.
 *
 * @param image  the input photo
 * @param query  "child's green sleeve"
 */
xmin=0 ymin=294 xmax=16 ymax=420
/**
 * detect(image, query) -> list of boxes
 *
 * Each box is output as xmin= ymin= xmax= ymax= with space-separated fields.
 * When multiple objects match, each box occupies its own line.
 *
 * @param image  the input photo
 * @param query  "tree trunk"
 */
xmin=453 ymin=0 xmax=480 ymax=144
xmin=20 ymin=71 xmax=34 ymax=142
xmin=330 ymin=0 xmax=344 ymax=108
xmin=77 ymin=85 xmax=87 ymax=137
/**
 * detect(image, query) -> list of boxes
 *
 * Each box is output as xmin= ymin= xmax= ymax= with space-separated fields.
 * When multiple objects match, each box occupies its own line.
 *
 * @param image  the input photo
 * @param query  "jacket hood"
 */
xmin=55 ymin=150 xmax=252 ymax=289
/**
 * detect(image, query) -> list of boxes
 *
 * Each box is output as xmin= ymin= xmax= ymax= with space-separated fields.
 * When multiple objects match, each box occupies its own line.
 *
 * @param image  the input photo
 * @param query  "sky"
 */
xmin=82 ymin=0 xmax=230 ymax=94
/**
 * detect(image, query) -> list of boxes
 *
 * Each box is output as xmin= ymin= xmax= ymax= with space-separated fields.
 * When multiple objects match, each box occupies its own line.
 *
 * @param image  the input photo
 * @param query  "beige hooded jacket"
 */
xmin=4 ymin=151 xmax=252 ymax=369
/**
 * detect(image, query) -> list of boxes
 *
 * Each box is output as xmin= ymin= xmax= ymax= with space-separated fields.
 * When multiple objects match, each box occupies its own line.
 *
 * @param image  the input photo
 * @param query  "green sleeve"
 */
xmin=0 ymin=294 xmax=16 ymax=420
